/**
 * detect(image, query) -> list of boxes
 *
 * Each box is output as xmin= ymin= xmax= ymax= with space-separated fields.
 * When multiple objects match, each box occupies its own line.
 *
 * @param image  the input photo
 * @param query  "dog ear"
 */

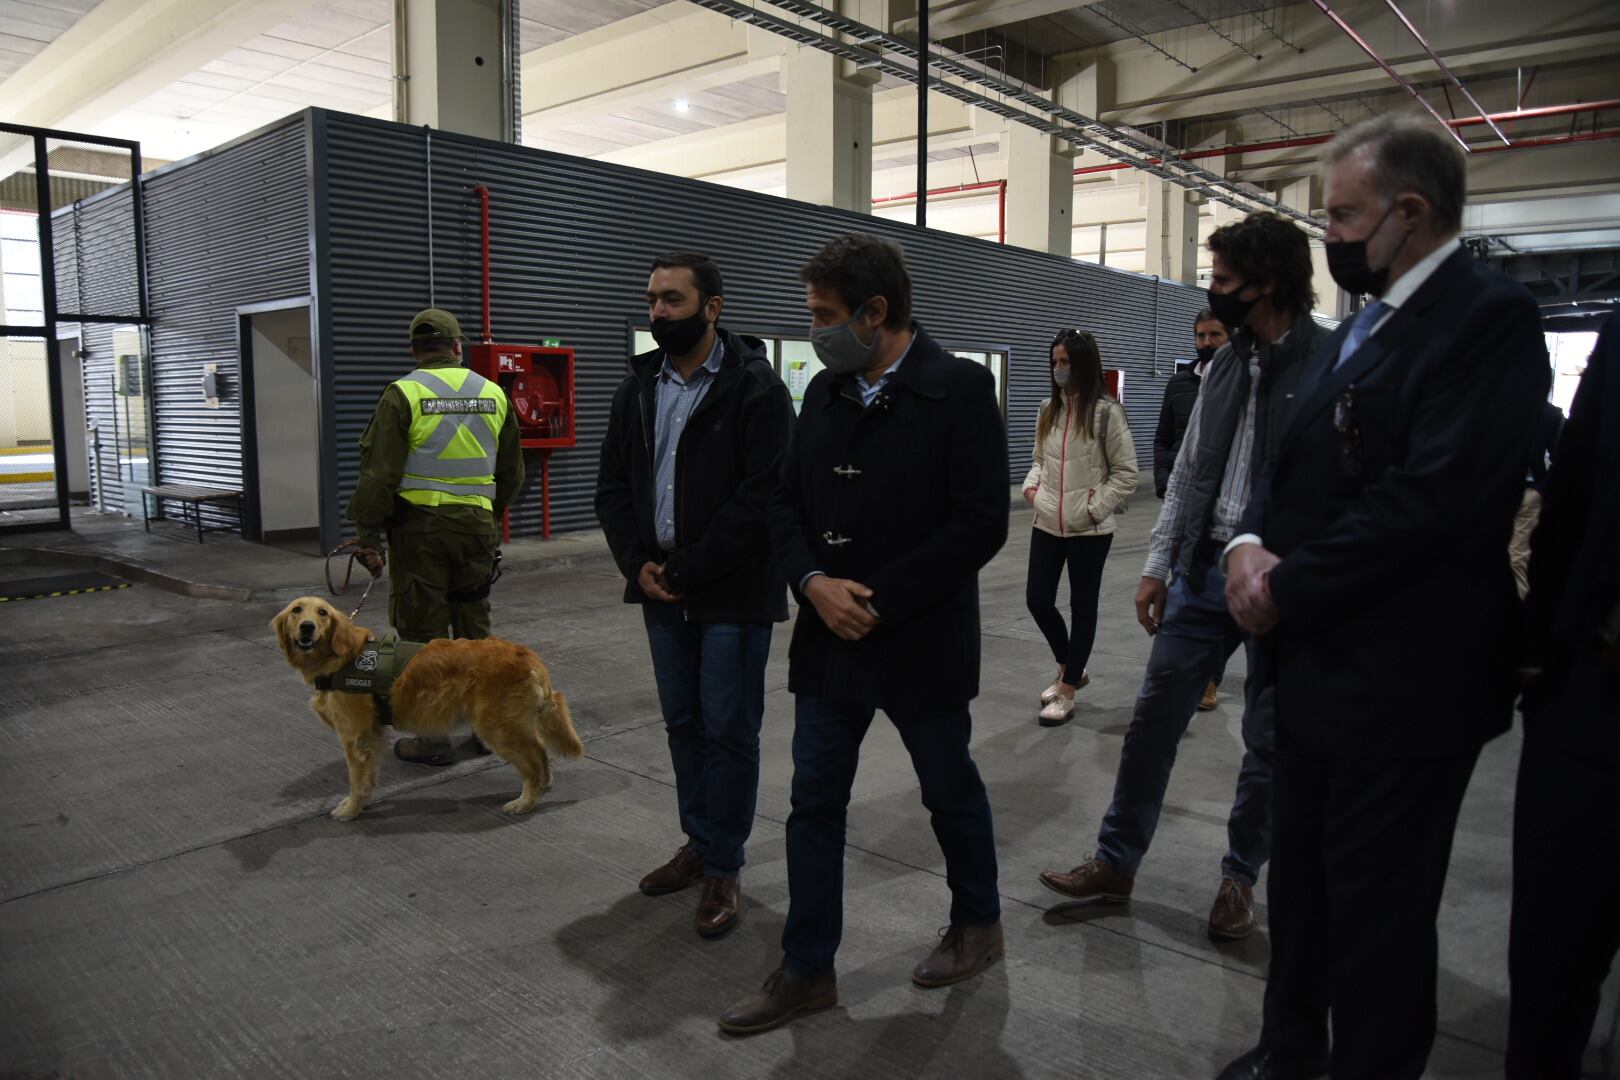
xmin=332 ymin=608 xmax=372 ymax=659
xmin=271 ymin=603 xmax=296 ymax=661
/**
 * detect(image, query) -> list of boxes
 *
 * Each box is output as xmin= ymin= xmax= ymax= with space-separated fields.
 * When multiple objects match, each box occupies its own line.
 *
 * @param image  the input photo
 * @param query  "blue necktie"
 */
xmin=1336 ymin=300 xmax=1389 ymax=369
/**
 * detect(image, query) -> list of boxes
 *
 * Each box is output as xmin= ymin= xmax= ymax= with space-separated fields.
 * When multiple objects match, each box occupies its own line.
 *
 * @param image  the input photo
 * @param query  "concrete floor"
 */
xmin=1 ymin=509 xmax=1614 ymax=1079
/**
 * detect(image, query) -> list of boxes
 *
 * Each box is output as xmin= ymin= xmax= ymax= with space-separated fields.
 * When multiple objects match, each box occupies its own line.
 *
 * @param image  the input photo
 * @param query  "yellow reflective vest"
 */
xmin=391 ymin=366 xmax=509 ymax=512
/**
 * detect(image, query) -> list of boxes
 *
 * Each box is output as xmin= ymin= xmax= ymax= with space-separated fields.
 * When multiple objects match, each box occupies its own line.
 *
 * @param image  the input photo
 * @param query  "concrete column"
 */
xmin=1006 ymin=124 xmax=1071 ymax=256
xmin=1277 ymin=176 xmax=1343 ymax=317
xmin=395 ymin=0 xmax=512 ymax=142
xmin=783 ymin=48 xmax=874 ymax=211
xmin=1144 ymin=178 xmax=1199 ymax=283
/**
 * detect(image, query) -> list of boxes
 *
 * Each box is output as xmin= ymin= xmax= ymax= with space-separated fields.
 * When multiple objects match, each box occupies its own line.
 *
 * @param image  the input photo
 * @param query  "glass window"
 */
xmin=780 ymin=339 xmax=823 ymax=414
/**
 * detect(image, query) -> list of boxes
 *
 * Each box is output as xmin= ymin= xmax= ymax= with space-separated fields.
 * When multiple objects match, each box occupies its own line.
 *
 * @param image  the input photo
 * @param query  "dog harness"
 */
xmin=313 ymin=636 xmax=427 ymax=725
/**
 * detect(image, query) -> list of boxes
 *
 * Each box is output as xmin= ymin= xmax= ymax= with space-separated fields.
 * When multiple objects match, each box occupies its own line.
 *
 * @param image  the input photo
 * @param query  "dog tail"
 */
xmin=532 ymin=669 xmax=585 ymax=759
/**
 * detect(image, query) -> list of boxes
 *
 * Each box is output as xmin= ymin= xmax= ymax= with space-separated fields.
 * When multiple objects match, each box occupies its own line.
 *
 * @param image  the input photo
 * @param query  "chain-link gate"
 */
xmin=0 ymin=123 xmax=150 ymax=532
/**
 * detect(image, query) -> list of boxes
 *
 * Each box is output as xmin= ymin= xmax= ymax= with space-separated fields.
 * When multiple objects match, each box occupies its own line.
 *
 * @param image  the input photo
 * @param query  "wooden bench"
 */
xmin=140 ymin=484 xmax=243 ymax=544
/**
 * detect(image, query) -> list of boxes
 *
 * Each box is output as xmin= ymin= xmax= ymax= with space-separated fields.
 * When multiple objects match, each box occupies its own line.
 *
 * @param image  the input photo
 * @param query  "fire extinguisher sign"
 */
xmin=542 ymin=338 xmax=561 ymax=348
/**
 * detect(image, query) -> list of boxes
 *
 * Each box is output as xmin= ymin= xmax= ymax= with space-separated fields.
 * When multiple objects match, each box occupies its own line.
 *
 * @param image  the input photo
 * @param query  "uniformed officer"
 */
xmin=347 ymin=308 xmax=525 ymax=766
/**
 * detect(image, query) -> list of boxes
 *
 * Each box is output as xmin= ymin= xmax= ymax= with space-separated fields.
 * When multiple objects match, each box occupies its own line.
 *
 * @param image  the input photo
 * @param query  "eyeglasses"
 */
xmin=1333 ymin=390 xmax=1362 ymax=480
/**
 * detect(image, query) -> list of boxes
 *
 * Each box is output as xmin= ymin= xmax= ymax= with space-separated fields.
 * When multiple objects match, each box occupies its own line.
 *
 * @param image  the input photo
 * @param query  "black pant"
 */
xmin=781 ymin=694 xmax=999 ymax=976
xmin=1261 ymin=743 xmax=1481 ymax=1079
xmin=1507 ymin=654 xmax=1620 ymax=1078
xmin=1025 ymin=529 xmax=1113 ymax=682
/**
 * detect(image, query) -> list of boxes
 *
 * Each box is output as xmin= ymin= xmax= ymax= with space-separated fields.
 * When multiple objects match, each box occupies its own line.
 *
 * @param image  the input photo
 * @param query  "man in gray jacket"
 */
xmin=1037 ymin=211 xmax=1324 ymax=940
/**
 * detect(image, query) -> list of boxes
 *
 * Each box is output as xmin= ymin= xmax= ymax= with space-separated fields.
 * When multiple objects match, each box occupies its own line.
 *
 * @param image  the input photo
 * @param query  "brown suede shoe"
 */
xmin=1038 ymin=854 xmax=1134 ymax=904
xmin=1208 ymin=877 xmax=1256 ymax=941
xmin=718 ymin=966 xmax=838 ymax=1035
xmin=1199 ymin=682 xmax=1220 ymax=711
xmin=638 ymin=843 xmax=703 ymax=896
xmin=911 ymin=922 xmax=1004 ymax=988
xmin=695 ymin=876 xmax=741 ymax=938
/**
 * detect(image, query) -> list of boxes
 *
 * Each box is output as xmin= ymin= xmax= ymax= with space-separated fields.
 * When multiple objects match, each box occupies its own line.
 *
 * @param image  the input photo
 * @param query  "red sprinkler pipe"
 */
xmin=1068 ymin=101 xmax=1620 ymax=178
xmin=872 ymin=179 xmax=1008 ymax=243
xmin=472 ymin=184 xmax=492 ymax=343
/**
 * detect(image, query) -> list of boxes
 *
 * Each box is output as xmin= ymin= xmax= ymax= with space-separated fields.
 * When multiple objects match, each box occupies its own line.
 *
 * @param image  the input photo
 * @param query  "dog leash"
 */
xmin=325 ymin=540 xmax=382 ymax=620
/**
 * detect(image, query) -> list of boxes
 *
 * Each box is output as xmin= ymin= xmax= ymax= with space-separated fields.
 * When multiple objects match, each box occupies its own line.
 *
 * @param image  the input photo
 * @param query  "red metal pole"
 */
xmin=871 ymin=179 xmax=1008 ymax=204
xmin=999 ymin=180 xmax=1006 ymax=245
xmin=1448 ymin=99 xmax=1619 ymax=127
xmin=472 ymin=184 xmax=492 ymax=343
xmin=541 ymin=451 xmax=552 ymax=541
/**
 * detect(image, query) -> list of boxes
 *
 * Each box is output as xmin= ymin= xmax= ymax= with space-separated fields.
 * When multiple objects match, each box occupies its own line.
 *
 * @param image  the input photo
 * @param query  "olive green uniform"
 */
xmin=347 ymin=354 xmax=525 ymax=642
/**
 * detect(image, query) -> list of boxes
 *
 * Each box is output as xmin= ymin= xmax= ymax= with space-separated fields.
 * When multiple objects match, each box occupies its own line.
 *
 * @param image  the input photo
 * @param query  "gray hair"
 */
xmin=1322 ymin=114 xmax=1467 ymax=234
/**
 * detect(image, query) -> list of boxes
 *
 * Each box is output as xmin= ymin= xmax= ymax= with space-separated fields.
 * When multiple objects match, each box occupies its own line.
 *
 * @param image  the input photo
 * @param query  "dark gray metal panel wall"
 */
xmin=319 ymin=111 xmax=1210 ymax=537
xmin=138 ymin=117 xmax=311 ymax=521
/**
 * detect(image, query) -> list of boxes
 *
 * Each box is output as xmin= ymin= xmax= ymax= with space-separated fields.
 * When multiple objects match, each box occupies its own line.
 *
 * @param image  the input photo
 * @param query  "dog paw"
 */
xmin=501 ymin=797 xmax=536 ymax=815
xmin=331 ymin=799 xmax=363 ymax=821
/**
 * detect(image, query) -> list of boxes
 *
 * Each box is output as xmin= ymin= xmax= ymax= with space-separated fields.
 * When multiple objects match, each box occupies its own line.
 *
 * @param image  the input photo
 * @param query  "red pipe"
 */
xmin=873 ymin=179 xmax=1008 ymax=243
xmin=1473 ymin=129 xmax=1620 ymax=153
xmin=1068 ymin=101 xmax=1619 ymax=178
xmin=472 ymin=184 xmax=492 ymax=343
xmin=1448 ymin=99 xmax=1618 ymax=128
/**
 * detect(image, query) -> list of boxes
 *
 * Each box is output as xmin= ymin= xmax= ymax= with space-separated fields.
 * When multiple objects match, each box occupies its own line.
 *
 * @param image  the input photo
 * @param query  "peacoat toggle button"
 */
xmin=832 ymin=465 xmax=862 ymax=478
xmin=821 ymin=532 xmax=853 ymax=547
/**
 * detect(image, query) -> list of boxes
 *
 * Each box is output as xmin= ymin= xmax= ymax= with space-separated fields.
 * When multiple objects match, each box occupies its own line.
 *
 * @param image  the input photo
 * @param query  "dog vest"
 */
xmin=314 ymin=637 xmax=426 ymax=724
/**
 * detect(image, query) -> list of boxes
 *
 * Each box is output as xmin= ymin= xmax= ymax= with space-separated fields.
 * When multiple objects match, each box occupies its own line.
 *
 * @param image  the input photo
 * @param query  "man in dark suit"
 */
xmin=718 ymin=233 xmax=1009 ymax=1035
xmin=1508 ymin=311 xmax=1620 ymax=1078
xmin=1217 ymin=115 xmax=1551 ymax=1080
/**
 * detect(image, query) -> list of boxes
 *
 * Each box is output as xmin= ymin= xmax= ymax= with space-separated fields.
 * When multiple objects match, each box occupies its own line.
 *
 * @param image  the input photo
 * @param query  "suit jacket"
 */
xmin=771 ymin=324 xmax=1009 ymax=710
xmin=1240 ymin=248 xmax=1551 ymax=756
xmin=1523 ymin=310 xmax=1620 ymax=759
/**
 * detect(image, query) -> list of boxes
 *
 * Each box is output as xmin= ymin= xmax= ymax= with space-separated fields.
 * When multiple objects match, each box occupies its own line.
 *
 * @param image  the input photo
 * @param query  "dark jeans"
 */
xmin=642 ymin=602 xmax=772 ymax=879
xmin=1096 ymin=561 xmax=1272 ymax=884
xmin=1025 ymin=529 xmax=1113 ymax=682
xmin=1507 ymin=654 xmax=1620 ymax=1079
xmin=781 ymin=694 xmax=999 ymax=976
xmin=1262 ymin=744 xmax=1480 ymax=1079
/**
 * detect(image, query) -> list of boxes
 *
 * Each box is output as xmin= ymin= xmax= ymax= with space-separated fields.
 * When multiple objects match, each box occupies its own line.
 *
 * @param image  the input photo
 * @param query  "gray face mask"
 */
xmin=810 ymin=304 xmax=878 ymax=375
xmin=1052 ymin=367 xmax=1072 ymax=389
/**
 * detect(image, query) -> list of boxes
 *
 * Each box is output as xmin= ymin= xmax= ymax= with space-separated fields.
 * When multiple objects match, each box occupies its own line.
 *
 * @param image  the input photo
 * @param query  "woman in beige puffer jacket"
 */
xmin=1021 ymin=330 xmax=1139 ymax=725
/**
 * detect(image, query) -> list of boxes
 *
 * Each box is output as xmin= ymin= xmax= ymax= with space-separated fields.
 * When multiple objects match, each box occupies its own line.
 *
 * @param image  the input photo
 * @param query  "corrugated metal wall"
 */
xmin=50 ymin=185 xmax=142 ymax=513
xmin=137 ymin=117 xmax=311 ymax=522
xmin=319 ymin=110 xmax=1213 ymax=537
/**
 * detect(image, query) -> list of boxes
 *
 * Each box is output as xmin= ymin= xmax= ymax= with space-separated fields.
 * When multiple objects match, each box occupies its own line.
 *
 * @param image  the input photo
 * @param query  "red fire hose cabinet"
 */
xmin=466 ymin=342 xmax=575 ymax=539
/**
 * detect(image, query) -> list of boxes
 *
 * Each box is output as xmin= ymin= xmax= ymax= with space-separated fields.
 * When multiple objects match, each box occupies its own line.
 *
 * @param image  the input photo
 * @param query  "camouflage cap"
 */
xmin=409 ymin=308 xmax=463 ymax=342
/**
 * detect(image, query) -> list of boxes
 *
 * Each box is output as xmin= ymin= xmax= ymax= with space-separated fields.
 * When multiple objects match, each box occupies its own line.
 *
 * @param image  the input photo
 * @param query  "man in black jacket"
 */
xmin=595 ymin=252 xmax=794 ymax=940
xmin=719 ymin=234 xmax=1009 ymax=1034
xmin=1039 ymin=212 xmax=1322 ymax=943
xmin=1220 ymin=117 xmax=1551 ymax=1080
xmin=1153 ymin=309 xmax=1228 ymax=498
xmin=1508 ymin=311 xmax=1620 ymax=1078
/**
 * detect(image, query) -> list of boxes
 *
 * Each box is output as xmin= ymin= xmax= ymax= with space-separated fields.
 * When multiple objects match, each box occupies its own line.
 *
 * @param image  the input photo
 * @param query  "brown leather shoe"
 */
xmin=1038 ymin=853 xmax=1134 ymax=904
xmin=1208 ymin=877 xmax=1256 ymax=940
xmin=638 ymin=843 xmax=703 ymax=896
xmin=695 ymin=876 xmax=740 ymax=938
xmin=393 ymin=736 xmax=454 ymax=766
xmin=1199 ymin=681 xmax=1220 ymax=711
xmin=912 ymin=922 xmax=1004 ymax=988
xmin=718 ymin=966 xmax=838 ymax=1035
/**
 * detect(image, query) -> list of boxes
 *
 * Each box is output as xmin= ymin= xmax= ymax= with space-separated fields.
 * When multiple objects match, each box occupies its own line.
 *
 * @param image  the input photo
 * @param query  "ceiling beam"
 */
xmin=0 ymin=0 xmax=314 ymax=134
xmin=522 ymin=2 xmax=779 ymax=125
xmin=894 ymin=0 xmax=1104 ymax=39
xmin=1052 ymin=0 xmax=1620 ymax=127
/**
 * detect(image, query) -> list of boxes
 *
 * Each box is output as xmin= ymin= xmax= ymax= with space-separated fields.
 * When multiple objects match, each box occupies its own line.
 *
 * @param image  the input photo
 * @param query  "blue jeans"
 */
xmin=1096 ymin=560 xmax=1275 ymax=885
xmin=781 ymin=694 xmax=1000 ymax=976
xmin=642 ymin=602 xmax=772 ymax=879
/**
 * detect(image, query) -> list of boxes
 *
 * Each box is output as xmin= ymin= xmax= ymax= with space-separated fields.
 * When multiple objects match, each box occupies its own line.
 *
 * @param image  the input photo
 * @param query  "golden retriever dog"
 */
xmin=271 ymin=596 xmax=583 ymax=821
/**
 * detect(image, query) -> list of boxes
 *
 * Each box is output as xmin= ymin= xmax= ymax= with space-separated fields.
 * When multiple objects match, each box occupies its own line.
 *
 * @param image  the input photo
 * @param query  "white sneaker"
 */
xmin=1038 ymin=696 xmax=1075 ymax=726
xmin=1041 ymin=670 xmax=1090 ymax=705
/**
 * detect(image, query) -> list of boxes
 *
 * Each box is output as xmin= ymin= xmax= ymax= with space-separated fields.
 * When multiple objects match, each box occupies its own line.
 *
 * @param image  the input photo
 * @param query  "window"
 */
xmin=627 ymin=325 xmax=1006 ymax=416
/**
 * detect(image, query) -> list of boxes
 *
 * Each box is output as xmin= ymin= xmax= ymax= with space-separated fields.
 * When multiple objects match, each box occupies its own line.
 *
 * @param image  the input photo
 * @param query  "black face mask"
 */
xmin=651 ymin=308 xmax=711 ymax=356
xmin=1194 ymin=345 xmax=1217 ymax=366
xmin=1207 ymin=282 xmax=1257 ymax=331
xmin=1324 ymin=202 xmax=1409 ymax=298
